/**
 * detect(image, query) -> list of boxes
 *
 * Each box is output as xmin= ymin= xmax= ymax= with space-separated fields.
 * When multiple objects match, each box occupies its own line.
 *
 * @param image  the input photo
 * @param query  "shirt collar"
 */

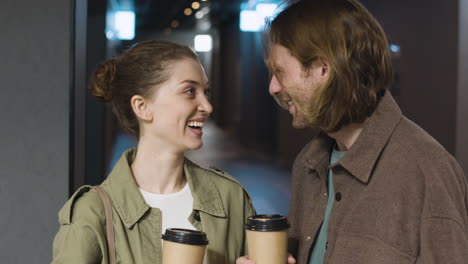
xmin=103 ymin=148 xmax=226 ymax=229
xmin=303 ymin=91 xmax=402 ymax=183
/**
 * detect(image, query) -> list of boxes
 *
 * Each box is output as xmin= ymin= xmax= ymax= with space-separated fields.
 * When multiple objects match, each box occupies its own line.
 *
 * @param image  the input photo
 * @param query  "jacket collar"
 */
xmin=102 ymin=148 xmax=225 ymax=229
xmin=301 ymin=131 xmax=334 ymax=180
xmin=303 ymin=91 xmax=402 ymax=184
xmin=184 ymin=159 xmax=226 ymax=218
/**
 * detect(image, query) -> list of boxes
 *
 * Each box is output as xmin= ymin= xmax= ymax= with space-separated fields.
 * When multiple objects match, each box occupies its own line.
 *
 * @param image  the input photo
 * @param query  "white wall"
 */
xmin=0 ymin=1 xmax=72 ymax=262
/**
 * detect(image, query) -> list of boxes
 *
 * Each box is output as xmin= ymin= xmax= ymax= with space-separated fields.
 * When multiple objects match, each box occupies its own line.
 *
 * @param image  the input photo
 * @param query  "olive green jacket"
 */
xmin=52 ymin=148 xmax=255 ymax=264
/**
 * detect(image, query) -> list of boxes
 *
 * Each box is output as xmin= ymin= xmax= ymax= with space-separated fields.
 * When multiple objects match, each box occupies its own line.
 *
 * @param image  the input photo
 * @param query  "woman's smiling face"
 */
xmin=142 ymin=58 xmax=212 ymax=152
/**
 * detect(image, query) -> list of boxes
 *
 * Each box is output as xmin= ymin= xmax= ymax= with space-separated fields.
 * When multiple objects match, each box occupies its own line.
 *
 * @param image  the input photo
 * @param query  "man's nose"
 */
xmin=269 ymin=75 xmax=282 ymax=95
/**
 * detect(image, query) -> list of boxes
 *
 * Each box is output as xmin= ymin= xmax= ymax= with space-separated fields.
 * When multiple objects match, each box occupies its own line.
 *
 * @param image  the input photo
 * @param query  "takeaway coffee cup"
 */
xmin=245 ymin=214 xmax=290 ymax=264
xmin=161 ymin=228 xmax=209 ymax=264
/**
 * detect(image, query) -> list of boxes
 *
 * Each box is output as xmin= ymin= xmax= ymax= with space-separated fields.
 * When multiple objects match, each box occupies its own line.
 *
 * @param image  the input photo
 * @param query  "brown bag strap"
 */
xmin=95 ymin=186 xmax=116 ymax=264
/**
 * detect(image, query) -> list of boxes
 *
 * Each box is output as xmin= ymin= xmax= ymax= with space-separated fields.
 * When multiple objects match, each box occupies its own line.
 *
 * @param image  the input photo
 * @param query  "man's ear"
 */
xmin=131 ymin=95 xmax=153 ymax=122
xmin=306 ymin=57 xmax=330 ymax=81
xmin=318 ymin=57 xmax=330 ymax=80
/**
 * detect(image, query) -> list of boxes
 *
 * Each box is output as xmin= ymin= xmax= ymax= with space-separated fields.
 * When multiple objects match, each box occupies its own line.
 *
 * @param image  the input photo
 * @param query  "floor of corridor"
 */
xmin=108 ymin=121 xmax=291 ymax=215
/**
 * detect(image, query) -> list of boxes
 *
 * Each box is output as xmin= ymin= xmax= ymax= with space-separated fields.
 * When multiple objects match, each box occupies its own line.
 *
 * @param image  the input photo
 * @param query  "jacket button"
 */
xmin=306 ymin=235 xmax=311 ymax=241
xmin=194 ymin=211 xmax=201 ymax=221
xmin=335 ymin=192 xmax=342 ymax=201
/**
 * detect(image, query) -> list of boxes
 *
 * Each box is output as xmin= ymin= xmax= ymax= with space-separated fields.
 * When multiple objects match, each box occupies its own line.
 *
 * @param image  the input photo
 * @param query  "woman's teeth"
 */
xmin=188 ymin=121 xmax=204 ymax=128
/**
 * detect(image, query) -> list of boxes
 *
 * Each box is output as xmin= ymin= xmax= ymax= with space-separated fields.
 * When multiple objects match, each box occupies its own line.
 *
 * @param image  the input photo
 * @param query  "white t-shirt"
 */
xmin=139 ymin=183 xmax=197 ymax=233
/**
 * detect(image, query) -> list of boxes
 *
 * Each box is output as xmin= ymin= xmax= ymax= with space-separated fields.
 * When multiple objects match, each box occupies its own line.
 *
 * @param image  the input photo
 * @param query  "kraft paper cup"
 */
xmin=162 ymin=228 xmax=209 ymax=264
xmin=245 ymin=214 xmax=290 ymax=264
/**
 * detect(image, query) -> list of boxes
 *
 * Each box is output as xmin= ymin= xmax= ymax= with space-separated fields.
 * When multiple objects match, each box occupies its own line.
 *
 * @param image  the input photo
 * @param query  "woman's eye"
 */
xmin=184 ymin=88 xmax=194 ymax=95
xmin=204 ymin=89 xmax=211 ymax=97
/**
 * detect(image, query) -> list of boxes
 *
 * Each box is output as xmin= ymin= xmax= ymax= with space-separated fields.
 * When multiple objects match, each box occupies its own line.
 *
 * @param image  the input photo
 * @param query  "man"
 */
xmin=237 ymin=0 xmax=468 ymax=263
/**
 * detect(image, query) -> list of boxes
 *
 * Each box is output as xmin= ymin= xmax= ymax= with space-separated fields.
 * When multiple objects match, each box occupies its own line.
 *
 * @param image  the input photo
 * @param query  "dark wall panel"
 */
xmin=0 ymin=0 xmax=74 ymax=262
xmin=361 ymin=0 xmax=458 ymax=154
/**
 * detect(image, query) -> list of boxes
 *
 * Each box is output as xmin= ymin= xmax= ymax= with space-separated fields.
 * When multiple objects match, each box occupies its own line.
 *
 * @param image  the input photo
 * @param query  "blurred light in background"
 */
xmin=240 ymin=10 xmax=262 ymax=32
xmin=106 ymin=31 xmax=114 ymax=40
xmin=239 ymin=2 xmax=278 ymax=32
xmin=256 ymin=3 xmax=277 ymax=19
xmin=106 ymin=11 xmax=135 ymax=40
xmin=115 ymin=11 xmax=135 ymax=39
xmin=194 ymin=34 xmax=213 ymax=52
xmin=171 ymin=20 xmax=180 ymax=28
xmin=195 ymin=11 xmax=204 ymax=19
xmin=192 ymin=1 xmax=201 ymax=9
xmin=198 ymin=21 xmax=212 ymax=31
xmin=390 ymin=44 xmax=401 ymax=53
xmin=184 ymin=8 xmax=193 ymax=16
xmin=201 ymin=7 xmax=210 ymax=15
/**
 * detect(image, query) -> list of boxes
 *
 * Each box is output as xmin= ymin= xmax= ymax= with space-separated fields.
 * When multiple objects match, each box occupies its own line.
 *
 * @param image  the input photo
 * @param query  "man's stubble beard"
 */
xmin=272 ymin=93 xmax=319 ymax=129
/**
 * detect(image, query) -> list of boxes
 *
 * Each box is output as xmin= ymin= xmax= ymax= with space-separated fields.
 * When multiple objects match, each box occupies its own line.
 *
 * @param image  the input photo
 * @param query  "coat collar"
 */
xmin=102 ymin=148 xmax=226 ymax=229
xmin=184 ymin=159 xmax=226 ymax=218
xmin=303 ymin=91 xmax=402 ymax=184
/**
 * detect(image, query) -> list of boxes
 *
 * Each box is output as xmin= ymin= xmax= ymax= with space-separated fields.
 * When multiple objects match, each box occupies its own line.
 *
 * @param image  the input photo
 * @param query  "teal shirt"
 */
xmin=309 ymin=147 xmax=346 ymax=264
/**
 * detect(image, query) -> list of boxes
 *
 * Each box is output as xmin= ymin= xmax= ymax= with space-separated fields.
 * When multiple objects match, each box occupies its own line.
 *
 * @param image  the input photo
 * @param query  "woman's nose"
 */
xmin=198 ymin=96 xmax=213 ymax=114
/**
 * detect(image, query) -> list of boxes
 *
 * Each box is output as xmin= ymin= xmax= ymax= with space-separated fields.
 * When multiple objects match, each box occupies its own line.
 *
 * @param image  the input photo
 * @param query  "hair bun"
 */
xmin=91 ymin=58 xmax=117 ymax=102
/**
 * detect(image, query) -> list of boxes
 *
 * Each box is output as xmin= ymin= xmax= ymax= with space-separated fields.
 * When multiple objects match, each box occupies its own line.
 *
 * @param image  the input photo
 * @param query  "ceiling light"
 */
xmin=239 ymin=3 xmax=279 ymax=32
xmin=255 ymin=3 xmax=278 ymax=19
xmin=194 ymin=35 xmax=212 ymax=52
xmin=184 ymin=8 xmax=193 ymax=16
xmin=192 ymin=2 xmax=200 ymax=9
xmin=114 ymin=11 xmax=135 ymax=40
xmin=240 ymin=10 xmax=262 ymax=32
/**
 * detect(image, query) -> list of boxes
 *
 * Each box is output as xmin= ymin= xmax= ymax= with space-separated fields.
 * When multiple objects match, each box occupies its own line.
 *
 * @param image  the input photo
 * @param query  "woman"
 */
xmin=52 ymin=40 xmax=255 ymax=263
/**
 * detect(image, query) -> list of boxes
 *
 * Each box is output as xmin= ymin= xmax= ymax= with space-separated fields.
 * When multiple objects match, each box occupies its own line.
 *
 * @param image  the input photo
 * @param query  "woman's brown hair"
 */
xmin=90 ymin=40 xmax=200 ymax=137
xmin=265 ymin=0 xmax=393 ymax=132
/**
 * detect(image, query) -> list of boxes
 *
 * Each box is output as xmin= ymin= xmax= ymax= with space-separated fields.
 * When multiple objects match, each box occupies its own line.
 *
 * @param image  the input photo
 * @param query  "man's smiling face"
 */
xmin=267 ymin=44 xmax=329 ymax=128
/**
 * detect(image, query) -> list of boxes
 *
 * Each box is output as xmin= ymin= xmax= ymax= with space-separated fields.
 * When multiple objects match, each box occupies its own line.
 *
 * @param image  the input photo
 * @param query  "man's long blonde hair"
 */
xmin=265 ymin=0 xmax=393 ymax=132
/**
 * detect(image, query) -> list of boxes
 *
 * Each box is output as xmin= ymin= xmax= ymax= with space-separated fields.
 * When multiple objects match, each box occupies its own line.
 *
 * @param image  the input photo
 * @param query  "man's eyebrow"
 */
xmin=266 ymin=60 xmax=282 ymax=74
xmin=266 ymin=60 xmax=275 ymax=71
xmin=269 ymin=64 xmax=283 ymax=74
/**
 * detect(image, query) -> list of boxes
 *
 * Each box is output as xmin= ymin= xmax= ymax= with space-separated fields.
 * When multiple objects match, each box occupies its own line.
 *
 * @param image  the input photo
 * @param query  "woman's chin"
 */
xmin=186 ymin=141 xmax=203 ymax=151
